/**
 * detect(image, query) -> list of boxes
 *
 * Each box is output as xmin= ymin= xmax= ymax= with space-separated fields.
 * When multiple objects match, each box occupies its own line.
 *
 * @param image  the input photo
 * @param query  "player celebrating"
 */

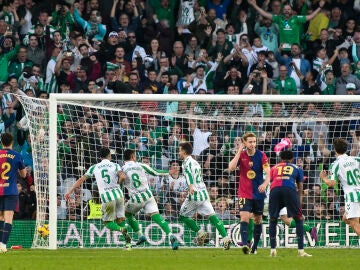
xmin=120 ymin=149 xmax=179 ymax=250
xmin=0 ymin=133 xmax=27 ymax=253
xmin=178 ymin=142 xmax=232 ymax=250
xmin=320 ymin=138 xmax=360 ymax=237
xmin=269 ymin=150 xmax=311 ymax=257
xmin=65 ymin=147 xmax=132 ymax=249
xmin=228 ymin=132 xmax=270 ymax=254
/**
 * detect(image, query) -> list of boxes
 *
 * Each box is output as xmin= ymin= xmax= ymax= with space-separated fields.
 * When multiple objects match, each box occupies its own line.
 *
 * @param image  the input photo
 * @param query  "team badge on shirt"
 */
xmin=247 ymin=170 xmax=256 ymax=179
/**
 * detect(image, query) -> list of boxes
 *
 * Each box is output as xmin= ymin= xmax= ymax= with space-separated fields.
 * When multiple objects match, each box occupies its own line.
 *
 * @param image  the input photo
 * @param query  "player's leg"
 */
xmin=115 ymin=198 xmax=132 ymax=248
xmin=281 ymin=213 xmax=318 ymax=242
xmin=250 ymin=199 xmax=265 ymax=254
xmin=247 ymin=217 xmax=254 ymax=245
xmin=179 ymin=199 xmax=207 ymax=246
xmin=237 ymin=197 xmax=252 ymax=253
xmin=0 ymin=208 xmax=4 ymax=248
xmin=268 ymin=189 xmax=280 ymax=257
xmin=124 ymin=201 xmax=146 ymax=245
xmin=199 ymin=201 xmax=231 ymax=250
xmin=145 ymin=197 xmax=178 ymax=250
xmin=285 ymin=188 xmax=311 ymax=257
xmin=102 ymin=201 xmax=122 ymax=230
xmin=0 ymin=196 xmax=17 ymax=253
xmin=179 ymin=199 xmax=200 ymax=232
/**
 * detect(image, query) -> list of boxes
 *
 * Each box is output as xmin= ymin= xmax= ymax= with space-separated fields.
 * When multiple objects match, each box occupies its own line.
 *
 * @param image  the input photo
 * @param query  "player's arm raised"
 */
xmin=141 ymin=163 xmax=169 ymax=176
xmin=64 ymin=175 xmax=88 ymax=200
xmin=319 ymin=170 xmax=336 ymax=188
xmin=228 ymin=141 xmax=244 ymax=172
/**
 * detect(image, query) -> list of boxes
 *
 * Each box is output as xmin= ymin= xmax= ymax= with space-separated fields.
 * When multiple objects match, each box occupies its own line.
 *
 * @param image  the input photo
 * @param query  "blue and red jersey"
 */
xmin=237 ymin=149 xmax=269 ymax=200
xmin=270 ymin=162 xmax=303 ymax=191
xmin=0 ymin=149 xmax=25 ymax=196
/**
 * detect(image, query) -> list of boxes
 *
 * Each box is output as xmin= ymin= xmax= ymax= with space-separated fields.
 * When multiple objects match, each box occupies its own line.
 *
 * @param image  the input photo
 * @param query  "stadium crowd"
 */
xmin=1 ymin=0 xmax=360 ymax=224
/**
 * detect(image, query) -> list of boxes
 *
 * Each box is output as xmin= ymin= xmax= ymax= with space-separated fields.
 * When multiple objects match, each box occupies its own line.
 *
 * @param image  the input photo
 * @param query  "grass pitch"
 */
xmin=0 ymin=248 xmax=357 ymax=270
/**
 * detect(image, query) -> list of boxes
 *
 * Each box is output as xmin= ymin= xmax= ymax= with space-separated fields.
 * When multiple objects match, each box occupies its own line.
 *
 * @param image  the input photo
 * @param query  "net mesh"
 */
xmin=16 ymin=94 xmax=360 ymax=248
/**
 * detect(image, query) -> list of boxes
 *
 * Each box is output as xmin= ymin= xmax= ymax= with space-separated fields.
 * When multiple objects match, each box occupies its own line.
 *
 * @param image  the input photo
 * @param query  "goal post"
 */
xmin=17 ymin=93 xmax=360 ymax=249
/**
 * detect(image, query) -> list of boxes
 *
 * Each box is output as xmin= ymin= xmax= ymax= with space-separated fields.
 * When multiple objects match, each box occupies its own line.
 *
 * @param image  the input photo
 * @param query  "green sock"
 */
xmin=209 ymin=215 xmax=227 ymax=238
xmin=248 ymin=218 xmax=254 ymax=242
xmin=179 ymin=215 xmax=200 ymax=232
xmin=151 ymin=213 xmax=171 ymax=235
xmin=289 ymin=219 xmax=296 ymax=228
xmin=303 ymin=223 xmax=311 ymax=232
xmin=105 ymin=221 xmax=121 ymax=231
xmin=117 ymin=220 xmax=126 ymax=227
xmin=126 ymin=213 xmax=141 ymax=234
xmin=289 ymin=219 xmax=310 ymax=232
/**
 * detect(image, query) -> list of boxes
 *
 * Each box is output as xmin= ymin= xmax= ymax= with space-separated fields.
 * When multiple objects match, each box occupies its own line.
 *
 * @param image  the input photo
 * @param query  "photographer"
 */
xmin=242 ymin=68 xmax=270 ymax=95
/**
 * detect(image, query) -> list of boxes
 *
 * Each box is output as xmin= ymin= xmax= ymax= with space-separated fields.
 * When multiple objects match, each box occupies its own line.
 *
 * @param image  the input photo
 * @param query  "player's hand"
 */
xmin=237 ymin=140 xmax=245 ymax=155
xmin=258 ymin=183 xmax=267 ymax=193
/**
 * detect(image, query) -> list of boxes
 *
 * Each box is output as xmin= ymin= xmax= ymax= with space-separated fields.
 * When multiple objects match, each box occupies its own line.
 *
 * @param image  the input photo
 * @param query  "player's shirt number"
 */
xmin=1 ymin=162 xmax=11 ymax=180
xmin=276 ymin=165 xmax=294 ymax=177
xmin=101 ymin=169 xmax=110 ymax=184
xmin=346 ymin=168 xmax=360 ymax=186
xmin=131 ymin=173 xmax=141 ymax=188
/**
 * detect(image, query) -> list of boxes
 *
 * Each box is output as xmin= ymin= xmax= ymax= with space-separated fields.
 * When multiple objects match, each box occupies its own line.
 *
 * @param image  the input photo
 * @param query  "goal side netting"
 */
xmin=16 ymin=94 xmax=360 ymax=249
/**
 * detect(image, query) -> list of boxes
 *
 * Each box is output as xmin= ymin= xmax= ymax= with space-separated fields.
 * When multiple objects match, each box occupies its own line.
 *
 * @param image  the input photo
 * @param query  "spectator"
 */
xmin=8 ymin=45 xmax=33 ymax=79
xmin=26 ymin=34 xmax=45 ymax=72
xmin=273 ymin=65 xmax=297 ymax=95
xmin=248 ymin=0 xmax=326 ymax=50
xmin=275 ymin=43 xmax=311 ymax=91
xmin=254 ymin=15 xmax=279 ymax=52
xmin=23 ymin=10 xmax=56 ymax=45
xmin=51 ymin=3 xmax=75 ymax=39
xmin=215 ymin=197 xmax=237 ymax=220
xmin=73 ymin=4 xmax=106 ymax=41
xmin=336 ymin=62 xmax=360 ymax=94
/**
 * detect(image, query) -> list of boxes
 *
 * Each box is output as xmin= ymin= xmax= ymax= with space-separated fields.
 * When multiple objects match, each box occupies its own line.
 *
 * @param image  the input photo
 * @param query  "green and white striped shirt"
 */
xmin=85 ymin=159 xmax=123 ymax=203
xmin=182 ymin=156 xmax=209 ymax=201
xmin=329 ymin=154 xmax=360 ymax=203
xmin=122 ymin=161 xmax=168 ymax=204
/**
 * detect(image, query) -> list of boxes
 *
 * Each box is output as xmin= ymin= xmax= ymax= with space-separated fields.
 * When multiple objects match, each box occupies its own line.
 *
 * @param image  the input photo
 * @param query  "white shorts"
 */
xmin=279 ymin=207 xmax=287 ymax=217
xmin=345 ymin=202 xmax=360 ymax=219
xmin=102 ymin=198 xmax=125 ymax=221
xmin=179 ymin=199 xmax=215 ymax=217
xmin=125 ymin=196 xmax=159 ymax=215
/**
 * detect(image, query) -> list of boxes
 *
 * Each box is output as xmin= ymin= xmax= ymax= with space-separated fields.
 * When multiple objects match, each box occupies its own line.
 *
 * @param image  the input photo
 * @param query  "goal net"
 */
xmin=16 ymin=94 xmax=360 ymax=249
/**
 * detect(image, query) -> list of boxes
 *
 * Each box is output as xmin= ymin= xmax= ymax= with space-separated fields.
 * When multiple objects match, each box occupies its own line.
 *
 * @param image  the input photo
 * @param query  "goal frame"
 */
xmin=47 ymin=93 xmax=360 ymax=249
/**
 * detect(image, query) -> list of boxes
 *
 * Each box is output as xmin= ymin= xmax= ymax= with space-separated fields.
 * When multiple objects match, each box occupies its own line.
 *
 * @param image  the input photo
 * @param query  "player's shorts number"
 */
xmin=238 ymin=198 xmax=246 ymax=209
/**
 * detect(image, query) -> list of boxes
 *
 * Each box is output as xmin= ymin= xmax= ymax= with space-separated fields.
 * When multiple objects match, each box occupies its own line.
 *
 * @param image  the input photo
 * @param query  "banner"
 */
xmin=8 ymin=220 xmax=360 ymax=248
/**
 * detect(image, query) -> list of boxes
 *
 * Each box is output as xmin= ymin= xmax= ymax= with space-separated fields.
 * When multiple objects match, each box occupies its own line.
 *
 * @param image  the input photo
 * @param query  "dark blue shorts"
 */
xmin=269 ymin=187 xmax=301 ymax=218
xmin=0 ymin=195 xmax=18 ymax=211
xmin=238 ymin=197 xmax=264 ymax=215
